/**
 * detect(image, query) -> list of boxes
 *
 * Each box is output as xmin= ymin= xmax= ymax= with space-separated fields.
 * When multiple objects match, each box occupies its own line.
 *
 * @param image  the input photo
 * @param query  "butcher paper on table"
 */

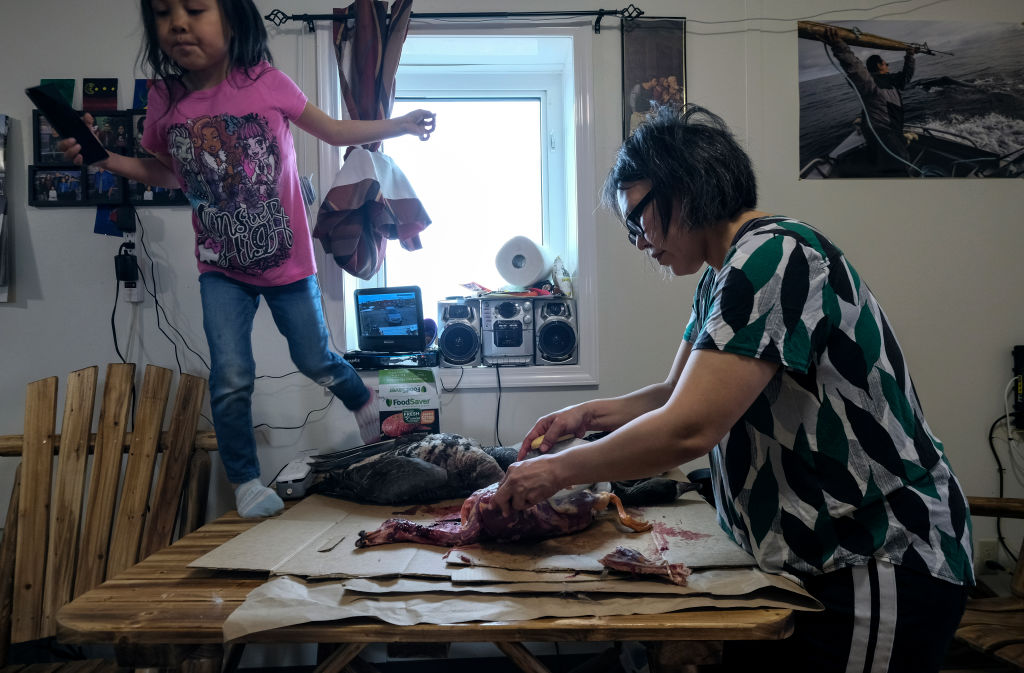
xmin=223 ymin=573 xmax=821 ymax=641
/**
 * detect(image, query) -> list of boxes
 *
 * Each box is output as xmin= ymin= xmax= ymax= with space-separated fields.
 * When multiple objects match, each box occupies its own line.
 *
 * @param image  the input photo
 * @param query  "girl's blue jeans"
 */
xmin=199 ymin=272 xmax=369 ymax=484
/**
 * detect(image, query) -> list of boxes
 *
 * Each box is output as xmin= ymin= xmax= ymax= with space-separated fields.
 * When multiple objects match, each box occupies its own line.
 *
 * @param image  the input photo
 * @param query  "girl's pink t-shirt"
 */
xmin=142 ymin=63 xmax=313 ymax=286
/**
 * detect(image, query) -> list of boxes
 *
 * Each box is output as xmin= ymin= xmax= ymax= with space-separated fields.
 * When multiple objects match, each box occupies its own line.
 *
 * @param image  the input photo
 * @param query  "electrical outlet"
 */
xmin=122 ymin=280 xmax=143 ymax=303
xmin=976 ymin=539 xmax=1000 ymax=575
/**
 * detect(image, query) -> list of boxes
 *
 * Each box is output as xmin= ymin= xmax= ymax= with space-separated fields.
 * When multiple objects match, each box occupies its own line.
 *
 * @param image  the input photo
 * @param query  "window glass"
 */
xmin=384 ymin=98 xmax=543 ymax=312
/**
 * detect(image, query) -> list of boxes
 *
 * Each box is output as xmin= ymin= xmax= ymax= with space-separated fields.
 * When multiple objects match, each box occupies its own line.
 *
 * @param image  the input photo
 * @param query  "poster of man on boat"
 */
xmin=798 ymin=19 xmax=1024 ymax=178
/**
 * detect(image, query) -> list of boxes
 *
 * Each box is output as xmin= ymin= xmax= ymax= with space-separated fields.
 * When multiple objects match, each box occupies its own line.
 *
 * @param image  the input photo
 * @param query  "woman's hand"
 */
xmin=56 ymin=112 xmax=108 ymax=167
xmin=518 ymin=403 xmax=593 ymax=460
xmin=490 ymin=454 xmax=573 ymax=517
xmin=397 ymin=109 xmax=436 ymax=140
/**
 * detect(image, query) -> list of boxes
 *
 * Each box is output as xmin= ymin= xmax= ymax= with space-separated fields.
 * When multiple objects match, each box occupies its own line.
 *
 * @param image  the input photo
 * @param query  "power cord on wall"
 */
xmin=987 ymin=413 xmax=1018 ymax=564
xmin=494 ymin=365 xmax=504 ymax=446
xmin=983 ymin=375 xmax=1024 ymax=566
xmin=113 ymin=210 xmax=350 ymax=434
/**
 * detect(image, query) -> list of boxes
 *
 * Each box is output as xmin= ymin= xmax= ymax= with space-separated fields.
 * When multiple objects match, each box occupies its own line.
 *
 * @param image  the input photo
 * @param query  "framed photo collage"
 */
xmin=29 ymin=109 xmax=187 ymax=208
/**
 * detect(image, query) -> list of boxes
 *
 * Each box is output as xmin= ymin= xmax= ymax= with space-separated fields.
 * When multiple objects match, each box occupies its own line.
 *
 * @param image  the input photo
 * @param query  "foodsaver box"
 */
xmin=376 ymin=368 xmax=440 ymax=438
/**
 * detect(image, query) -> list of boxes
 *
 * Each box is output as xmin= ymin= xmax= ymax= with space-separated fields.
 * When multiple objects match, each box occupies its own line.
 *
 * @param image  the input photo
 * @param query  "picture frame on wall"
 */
xmin=86 ymin=164 xmax=126 ymax=205
xmin=621 ymin=17 xmax=687 ymax=138
xmin=88 ymin=110 xmax=132 ymax=158
xmin=127 ymin=178 xmax=189 ymax=206
xmin=33 ymin=110 xmax=67 ymax=165
xmin=29 ymin=166 xmax=85 ymax=206
xmin=129 ymin=109 xmax=153 ymax=158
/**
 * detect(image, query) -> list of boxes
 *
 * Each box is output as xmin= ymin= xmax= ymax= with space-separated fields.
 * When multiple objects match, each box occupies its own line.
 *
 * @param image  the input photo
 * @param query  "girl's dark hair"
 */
xmin=601 ymin=104 xmax=757 ymax=237
xmin=139 ymin=0 xmax=273 ymax=102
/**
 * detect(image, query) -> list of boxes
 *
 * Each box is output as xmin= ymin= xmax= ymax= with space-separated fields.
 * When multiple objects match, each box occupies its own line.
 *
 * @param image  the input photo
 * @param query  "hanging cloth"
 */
xmin=313 ymin=0 xmax=431 ymax=281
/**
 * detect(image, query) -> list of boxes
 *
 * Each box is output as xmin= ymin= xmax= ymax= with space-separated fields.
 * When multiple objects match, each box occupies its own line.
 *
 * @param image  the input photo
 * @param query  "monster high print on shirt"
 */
xmin=142 ymin=63 xmax=316 ymax=287
xmin=171 ymin=112 xmax=290 ymax=274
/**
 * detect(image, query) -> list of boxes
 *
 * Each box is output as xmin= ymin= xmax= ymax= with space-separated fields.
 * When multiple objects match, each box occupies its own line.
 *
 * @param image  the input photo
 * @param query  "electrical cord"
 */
xmin=110 ymin=237 xmax=141 ymax=365
xmin=130 ymin=210 xmax=354 ymax=433
xmin=682 ymin=0 xmax=943 ymax=26
xmin=1001 ymin=380 xmax=1024 ymax=489
xmin=109 ymin=242 xmax=140 ymax=427
xmin=439 ymin=366 xmax=466 ymax=392
xmin=494 ymin=365 xmax=504 ymax=446
xmin=135 ymin=214 xmax=211 ymax=372
xmin=1004 ymin=377 xmax=1021 ymax=461
xmin=132 ymin=216 xmax=214 ymax=426
xmin=255 ymin=396 xmax=336 ymax=432
xmin=987 ymin=413 xmax=1018 ymax=564
xmin=111 ymin=278 xmax=127 ymax=364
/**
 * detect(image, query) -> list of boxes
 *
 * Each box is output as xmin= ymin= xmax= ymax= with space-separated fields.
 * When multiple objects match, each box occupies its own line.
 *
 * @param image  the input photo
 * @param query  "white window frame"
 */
xmin=314 ymin=22 xmax=598 ymax=388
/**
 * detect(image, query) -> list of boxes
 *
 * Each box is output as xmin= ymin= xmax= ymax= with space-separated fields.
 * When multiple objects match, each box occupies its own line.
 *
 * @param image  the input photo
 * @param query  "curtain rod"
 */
xmin=264 ymin=5 xmax=646 ymax=34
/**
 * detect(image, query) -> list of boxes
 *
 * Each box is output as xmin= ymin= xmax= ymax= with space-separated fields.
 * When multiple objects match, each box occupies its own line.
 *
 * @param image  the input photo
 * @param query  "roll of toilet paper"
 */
xmin=495 ymin=235 xmax=556 ymax=288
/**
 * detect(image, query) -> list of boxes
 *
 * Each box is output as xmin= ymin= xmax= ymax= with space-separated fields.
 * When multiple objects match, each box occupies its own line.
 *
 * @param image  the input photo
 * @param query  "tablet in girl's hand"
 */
xmin=26 ymin=84 xmax=109 ymax=165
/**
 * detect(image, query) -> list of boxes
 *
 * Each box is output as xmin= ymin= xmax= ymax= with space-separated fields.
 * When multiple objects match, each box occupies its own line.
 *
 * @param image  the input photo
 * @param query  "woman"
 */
xmin=490 ymin=105 xmax=972 ymax=672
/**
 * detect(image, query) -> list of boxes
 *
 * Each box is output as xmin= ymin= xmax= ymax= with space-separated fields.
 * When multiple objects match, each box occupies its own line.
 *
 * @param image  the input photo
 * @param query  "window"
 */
xmin=315 ymin=24 xmax=598 ymax=387
xmin=384 ymin=98 xmax=544 ymax=301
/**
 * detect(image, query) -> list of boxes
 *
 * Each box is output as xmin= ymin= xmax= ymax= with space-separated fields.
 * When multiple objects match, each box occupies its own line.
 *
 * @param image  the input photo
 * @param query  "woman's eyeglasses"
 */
xmin=624 ymin=190 xmax=654 ymax=246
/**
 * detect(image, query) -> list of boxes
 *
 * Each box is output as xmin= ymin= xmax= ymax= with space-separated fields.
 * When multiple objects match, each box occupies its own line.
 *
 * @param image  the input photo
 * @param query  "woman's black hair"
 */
xmin=601 ymin=104 xmax=757 ymax=238
xmin=138 ymin=0 xmax=273 ymax=103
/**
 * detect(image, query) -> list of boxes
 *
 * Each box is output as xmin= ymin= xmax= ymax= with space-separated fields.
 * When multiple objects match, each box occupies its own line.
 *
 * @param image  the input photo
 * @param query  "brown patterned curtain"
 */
xmin=313 ymin=0 xmax=430 ymax=280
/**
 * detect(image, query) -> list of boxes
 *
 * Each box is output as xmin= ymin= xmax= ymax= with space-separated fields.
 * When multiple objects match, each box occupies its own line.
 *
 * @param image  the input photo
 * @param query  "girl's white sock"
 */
xmin=354 ymin=388 xmax=380 ymax=444
xmin=234 ymin=478 xmax=284 ymax=518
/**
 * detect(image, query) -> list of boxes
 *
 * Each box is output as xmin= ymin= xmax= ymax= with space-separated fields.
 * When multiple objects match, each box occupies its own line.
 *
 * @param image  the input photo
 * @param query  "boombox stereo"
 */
xmin=480 ymin=297 xmax=534 ymax=366
xmin=534 ymin=297 xmax=578 ymax=365
xmin=437 ymin=297 xmax=482 ymax=367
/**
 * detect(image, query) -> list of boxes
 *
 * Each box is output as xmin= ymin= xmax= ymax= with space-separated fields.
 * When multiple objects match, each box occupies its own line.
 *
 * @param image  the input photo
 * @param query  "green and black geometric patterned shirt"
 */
xmin=683 ymin=216 xmax=974 ymax=585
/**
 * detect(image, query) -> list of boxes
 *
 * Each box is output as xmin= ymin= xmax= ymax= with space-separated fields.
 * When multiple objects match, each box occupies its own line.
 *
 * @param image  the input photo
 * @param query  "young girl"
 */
xmin=60 ymin=0 xmax=435 ymax=518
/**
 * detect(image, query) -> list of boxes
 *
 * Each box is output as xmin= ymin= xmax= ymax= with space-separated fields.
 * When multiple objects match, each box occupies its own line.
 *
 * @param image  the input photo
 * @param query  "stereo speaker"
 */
xmin=437 ymin=298 xmax=482 ymax=367
xmin=534 ymin=297 xmax=578 ymax=365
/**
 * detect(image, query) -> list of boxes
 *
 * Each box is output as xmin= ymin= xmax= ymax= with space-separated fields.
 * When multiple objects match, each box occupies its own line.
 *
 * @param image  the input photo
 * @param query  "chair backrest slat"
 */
xmin=106 ymin=365 xmax=172 ymax=579
xmin=73 ymin=364 xmax=134 ymax=599
xmin=3 ymin=363 xmax=208 ymax=658
xmin=40 ymin=366 xmax=98 ymax=637
xmin=178 ymin=449 xmax=212 ymax=540
xmin=0 ymin=465 xmax=22 ymax=663
xmin=11 ymin=376 xmax=58 ymax=642
xmin=140 ymin=372 xmax=206 ymax=559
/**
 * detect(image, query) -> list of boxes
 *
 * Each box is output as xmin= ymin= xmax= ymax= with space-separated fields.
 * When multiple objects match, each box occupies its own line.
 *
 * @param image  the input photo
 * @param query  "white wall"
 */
xmin=2 ymin=0 xmax=1022 ymax=553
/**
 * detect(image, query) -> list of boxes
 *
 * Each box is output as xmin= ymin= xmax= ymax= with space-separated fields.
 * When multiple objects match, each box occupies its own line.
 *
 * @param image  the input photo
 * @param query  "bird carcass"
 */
xmin=355 ymin=482 xmax=651 ymax=548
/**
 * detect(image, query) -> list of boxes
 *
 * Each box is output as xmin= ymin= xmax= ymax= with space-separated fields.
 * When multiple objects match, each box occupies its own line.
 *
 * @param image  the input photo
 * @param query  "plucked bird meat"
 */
xmin=356 ymin=483 xmax=652 ymax=548
xmin=598 ymin=546 xmax=691 ymax=586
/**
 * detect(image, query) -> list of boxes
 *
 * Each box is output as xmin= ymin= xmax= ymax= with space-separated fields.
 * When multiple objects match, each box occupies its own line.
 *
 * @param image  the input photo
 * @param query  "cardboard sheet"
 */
xmin=191 ymin=491 xmax=753 ymax=578
xmin=191 ymin=495 xmax=456 ymax=578
xmin=448 ymin=565 xmax=811 ymax=597
xmin=340 ymin=569 xmax=812 ymax=598
xmin=223 ymin=574 xmax=821 ymax=641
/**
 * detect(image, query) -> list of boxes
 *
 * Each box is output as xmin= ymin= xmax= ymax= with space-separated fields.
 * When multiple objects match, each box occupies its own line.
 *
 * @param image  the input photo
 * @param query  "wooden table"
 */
xmin=56 ymin=509 xmax=795 ymax=673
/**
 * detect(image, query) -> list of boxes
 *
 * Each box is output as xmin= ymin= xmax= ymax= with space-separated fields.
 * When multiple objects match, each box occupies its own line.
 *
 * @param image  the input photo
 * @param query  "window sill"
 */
xmin=356 ymin=362 xmax=597 ymax=389
xmin=435 ymin=363 xmax=598 ymax=390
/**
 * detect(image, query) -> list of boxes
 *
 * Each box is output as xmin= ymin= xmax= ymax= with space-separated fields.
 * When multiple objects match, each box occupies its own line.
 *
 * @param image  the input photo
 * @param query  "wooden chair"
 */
xmin=956 ymin=496 xmax=1024 ymax=670
xmin=0 ymin=363 xmax=208 ymax=673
